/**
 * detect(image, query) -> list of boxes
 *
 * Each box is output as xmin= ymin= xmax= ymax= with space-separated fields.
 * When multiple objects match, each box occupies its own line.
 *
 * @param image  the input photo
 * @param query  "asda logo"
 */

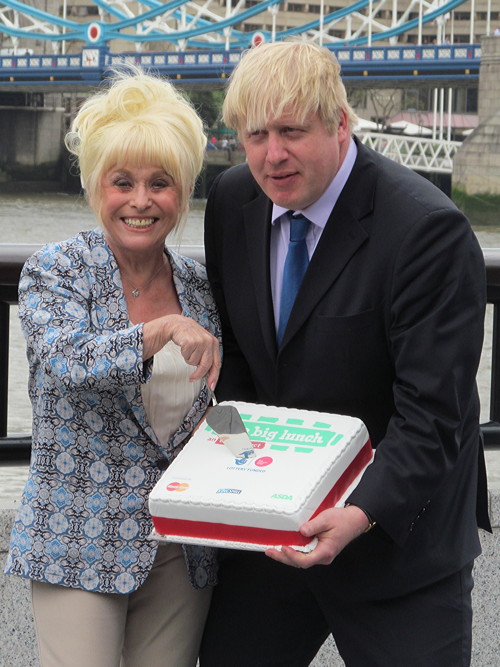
xmin=271 ymin=493 xmax=292 ymax=500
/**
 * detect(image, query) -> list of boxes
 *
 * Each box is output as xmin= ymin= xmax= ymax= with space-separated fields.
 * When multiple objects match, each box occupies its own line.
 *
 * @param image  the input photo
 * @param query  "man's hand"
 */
xmin=265 ymin=504 xmax=370 ymax=568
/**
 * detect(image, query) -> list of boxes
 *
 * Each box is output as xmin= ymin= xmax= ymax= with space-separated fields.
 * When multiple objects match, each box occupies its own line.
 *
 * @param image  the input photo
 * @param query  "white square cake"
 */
xmin=149 ymin=402 xmax=373 ymax=551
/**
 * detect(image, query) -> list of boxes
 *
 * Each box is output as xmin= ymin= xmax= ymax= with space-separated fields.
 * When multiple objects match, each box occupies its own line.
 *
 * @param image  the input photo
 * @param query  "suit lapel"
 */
xmin=280 ymin=143 xmax=377 ymax=348
xmin=242 ymin=193 xmax=278 ymax=359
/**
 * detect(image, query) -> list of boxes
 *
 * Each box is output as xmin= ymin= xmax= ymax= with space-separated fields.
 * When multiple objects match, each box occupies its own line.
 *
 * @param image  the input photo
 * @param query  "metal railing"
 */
xmin=360 ymin=133 xmax=462 ymax=174
xmin=2 ymin=243 xmax=500 ymax=464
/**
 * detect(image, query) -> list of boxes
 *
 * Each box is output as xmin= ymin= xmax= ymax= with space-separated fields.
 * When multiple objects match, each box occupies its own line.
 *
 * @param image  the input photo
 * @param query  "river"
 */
xmin=1 ymin=191 xmax=499 ymax=502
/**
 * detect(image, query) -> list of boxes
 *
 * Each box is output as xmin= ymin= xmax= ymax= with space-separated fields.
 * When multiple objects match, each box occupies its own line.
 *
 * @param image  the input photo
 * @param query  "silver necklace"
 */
xmin=121 ymin=260 xmax=166 ymax=298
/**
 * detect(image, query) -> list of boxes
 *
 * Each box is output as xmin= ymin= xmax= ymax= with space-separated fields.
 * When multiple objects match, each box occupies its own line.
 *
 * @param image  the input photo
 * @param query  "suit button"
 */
xmin=410 ymin=500 xmax=431 ymax=531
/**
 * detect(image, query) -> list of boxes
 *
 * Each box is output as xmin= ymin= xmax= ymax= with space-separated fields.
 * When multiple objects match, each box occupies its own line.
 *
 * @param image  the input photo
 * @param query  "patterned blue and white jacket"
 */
xmin=5 ymin=230 xmax=220 ymax=593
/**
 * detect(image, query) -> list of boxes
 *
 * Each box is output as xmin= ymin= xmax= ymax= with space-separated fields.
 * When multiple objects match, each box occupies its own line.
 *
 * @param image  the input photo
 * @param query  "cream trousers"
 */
xmin=31 ymin=543 xmax=212 ymax=667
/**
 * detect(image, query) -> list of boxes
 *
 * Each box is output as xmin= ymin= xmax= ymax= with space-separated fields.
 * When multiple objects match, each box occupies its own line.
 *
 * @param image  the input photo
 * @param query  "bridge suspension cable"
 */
xmin=0 ymin=0 xmax=475 ymax=51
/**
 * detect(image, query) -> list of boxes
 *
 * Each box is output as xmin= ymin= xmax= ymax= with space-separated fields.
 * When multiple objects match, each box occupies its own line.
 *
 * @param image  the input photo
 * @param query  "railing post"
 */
xmin=490 ymin=303 xmax=500 ymax=422
xmin=0 ymin=300 xmax=9 ymax=438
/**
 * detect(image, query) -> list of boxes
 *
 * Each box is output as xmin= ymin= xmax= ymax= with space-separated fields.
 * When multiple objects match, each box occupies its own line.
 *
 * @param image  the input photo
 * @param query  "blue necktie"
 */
xmin=277 ymin=212 xmax=310 ymax=345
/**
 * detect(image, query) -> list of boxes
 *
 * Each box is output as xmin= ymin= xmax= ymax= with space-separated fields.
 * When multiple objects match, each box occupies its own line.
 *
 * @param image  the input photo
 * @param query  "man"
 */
xmin=200 ymin=41 xmax=491 ymax=666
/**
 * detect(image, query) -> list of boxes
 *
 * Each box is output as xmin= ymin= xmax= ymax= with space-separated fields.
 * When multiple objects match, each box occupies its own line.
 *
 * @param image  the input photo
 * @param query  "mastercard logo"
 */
xmin=167 ymin=482 xmax=189 ymax=492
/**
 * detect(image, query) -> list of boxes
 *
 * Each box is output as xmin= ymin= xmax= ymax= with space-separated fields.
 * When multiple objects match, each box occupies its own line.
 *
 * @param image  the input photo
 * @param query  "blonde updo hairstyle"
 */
xmin=65 ymin=66 xmax=207 ymax=233
xmin=223 ymin=40 xmax=357 ymax=137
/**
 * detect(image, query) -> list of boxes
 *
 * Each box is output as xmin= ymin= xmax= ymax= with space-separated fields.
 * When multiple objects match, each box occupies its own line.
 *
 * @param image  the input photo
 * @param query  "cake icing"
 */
xmin=149 ymin=401 xmax=373 ymax=551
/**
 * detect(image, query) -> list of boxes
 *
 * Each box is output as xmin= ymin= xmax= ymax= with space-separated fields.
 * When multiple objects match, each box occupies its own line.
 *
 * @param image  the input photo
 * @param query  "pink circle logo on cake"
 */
xmin=255 ymin=456 xmax=273 ymax=467
xmin=167 ymin=482 xmax=189 ymax=492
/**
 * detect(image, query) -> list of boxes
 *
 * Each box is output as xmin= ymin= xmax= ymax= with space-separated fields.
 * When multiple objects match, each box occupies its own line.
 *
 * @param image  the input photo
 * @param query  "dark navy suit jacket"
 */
xmin=204 ymin=139 xmax=490 ymax=600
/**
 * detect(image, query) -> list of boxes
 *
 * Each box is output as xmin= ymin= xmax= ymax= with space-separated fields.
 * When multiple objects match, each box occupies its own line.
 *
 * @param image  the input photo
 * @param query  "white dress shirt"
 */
xmin=270 ymin=137 xmax=358 ymax=329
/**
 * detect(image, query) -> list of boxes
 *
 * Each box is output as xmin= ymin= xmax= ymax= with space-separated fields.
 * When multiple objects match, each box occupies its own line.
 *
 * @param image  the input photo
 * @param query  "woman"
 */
xmin=5 ymin=68 xmax=221 ymax=667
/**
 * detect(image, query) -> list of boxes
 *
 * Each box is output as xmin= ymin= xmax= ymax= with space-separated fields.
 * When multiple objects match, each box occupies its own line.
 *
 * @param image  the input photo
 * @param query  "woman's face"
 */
xmin=97 ymin=165 xmax=181 ymax=259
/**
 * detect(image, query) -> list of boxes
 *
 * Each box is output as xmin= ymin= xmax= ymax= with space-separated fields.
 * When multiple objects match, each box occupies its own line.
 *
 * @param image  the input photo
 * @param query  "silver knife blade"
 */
xmin=205 ymin=390 xmax=255 ymax=460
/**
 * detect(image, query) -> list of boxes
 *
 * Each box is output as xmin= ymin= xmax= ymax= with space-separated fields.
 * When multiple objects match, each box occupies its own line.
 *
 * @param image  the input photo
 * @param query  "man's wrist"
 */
xmin=345 ymin=502 xmax=377 ymax=532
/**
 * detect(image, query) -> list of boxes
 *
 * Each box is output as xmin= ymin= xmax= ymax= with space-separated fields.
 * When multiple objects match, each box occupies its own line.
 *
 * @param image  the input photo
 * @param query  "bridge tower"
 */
xmin=452 ymin=36 xmax=500 ymax=224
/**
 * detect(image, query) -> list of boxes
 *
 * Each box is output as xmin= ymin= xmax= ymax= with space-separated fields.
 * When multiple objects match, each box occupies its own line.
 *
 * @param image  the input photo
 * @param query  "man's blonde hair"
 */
xmin=65 ymin=66 xmax=206 ymax=230
xmin=223 ymin=40 xmax=357 ymax=136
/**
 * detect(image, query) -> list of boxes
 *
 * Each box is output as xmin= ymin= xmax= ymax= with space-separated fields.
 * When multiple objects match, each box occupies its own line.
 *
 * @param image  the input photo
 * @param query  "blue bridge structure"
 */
xmin=0 ymin=43 xmax=481 ymax=88
xmin=0 ymin=1 xmax=492 ymax=182
xmin=0 ymin=0 xmax=491 ymax=89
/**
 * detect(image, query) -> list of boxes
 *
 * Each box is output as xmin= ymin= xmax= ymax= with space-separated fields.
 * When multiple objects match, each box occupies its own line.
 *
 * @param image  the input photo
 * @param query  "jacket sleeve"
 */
xmin=347 ymin=207 xmax=486 ymax=546
xmin=19 ymin=240 xmax=149 ymax=394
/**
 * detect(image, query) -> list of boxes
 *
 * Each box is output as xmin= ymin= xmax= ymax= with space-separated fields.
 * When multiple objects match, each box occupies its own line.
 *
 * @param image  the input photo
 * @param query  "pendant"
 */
xmin=131 ymin=288 xmax=140 ymax=298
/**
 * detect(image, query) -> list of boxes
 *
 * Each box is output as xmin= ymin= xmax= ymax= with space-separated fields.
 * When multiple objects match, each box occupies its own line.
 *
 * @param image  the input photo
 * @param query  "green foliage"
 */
xmin=186 ymin=89 xmax=225 ymax=130
xmin=452 ymin=188 xmax=500 ymax=227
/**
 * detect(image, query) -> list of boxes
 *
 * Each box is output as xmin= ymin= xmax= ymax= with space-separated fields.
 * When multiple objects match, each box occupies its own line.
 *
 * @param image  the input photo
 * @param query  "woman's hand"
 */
xmin=165 ymin=314 xmax=221 ymax=387
xmin=143 ymin=314 xmax=221 ymax=389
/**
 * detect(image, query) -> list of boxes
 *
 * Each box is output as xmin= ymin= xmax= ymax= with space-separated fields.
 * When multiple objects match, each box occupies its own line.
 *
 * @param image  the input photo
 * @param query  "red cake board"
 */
xmin=151 ymin=439 xmax=373 ymax=549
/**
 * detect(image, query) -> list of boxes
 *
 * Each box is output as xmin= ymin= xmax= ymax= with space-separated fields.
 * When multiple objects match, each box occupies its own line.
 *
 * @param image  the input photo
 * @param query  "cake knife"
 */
xmin=205 ymin=388 xmax=255 ymax=460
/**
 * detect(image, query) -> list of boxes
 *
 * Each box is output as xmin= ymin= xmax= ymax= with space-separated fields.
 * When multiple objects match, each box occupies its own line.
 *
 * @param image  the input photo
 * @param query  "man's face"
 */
xmin=240 ymin=110 xmax=349 ymax=211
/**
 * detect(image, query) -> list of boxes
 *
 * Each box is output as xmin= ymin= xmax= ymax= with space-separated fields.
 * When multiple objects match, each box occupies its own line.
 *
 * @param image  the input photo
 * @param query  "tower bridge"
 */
xmin=0 ymin=0 xmax=498 ymax=186
xmin=0 ymin=0 xmax=495 ymax=52
xmin=0 ymin=42 xmax=482 ymax=90
xmin=0 ymin=0 xmax=491 ymax=88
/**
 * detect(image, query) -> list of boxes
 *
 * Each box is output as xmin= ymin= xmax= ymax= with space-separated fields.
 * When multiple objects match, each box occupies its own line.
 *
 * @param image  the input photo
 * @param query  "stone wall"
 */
xmin=0 ymin=107 xmax=64 ymax=182
xmin=453 ymin=36 xmax=500 ymax=199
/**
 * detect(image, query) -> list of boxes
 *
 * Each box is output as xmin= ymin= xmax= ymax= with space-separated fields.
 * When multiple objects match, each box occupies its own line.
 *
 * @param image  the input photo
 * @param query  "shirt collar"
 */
xmin=271 ymin=137 xmax=357 ymax=229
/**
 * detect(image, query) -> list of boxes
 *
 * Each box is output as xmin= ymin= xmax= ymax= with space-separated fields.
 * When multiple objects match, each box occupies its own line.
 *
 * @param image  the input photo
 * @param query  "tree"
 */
xmin=367 ymin=89 xmax=400 ymax=130
xmin=186 ymin=89 xmax=225 ymax=131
